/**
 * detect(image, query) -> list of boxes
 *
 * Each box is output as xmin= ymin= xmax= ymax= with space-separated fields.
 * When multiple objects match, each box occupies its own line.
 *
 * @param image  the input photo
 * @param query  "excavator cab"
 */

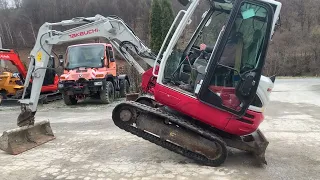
xmin=161 ymin=0 xmax=277 ymax=117
xmin=196 ymin=2 xmax=273 ymax=116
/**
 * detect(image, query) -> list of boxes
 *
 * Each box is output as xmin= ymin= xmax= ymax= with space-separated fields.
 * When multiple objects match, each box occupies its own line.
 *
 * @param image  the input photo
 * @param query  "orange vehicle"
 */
xmin=58 ymin=43 xmax=130 ymax=105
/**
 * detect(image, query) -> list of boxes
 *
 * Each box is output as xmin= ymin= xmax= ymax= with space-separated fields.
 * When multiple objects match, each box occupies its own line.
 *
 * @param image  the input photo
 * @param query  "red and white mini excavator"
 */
xmin=0 ymin=0 xmax=281 ymax=167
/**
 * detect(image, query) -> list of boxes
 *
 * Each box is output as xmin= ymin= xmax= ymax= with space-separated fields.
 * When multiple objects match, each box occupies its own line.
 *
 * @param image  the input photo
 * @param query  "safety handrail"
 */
xmin=152 ymin=10 xmax=187 ymax=77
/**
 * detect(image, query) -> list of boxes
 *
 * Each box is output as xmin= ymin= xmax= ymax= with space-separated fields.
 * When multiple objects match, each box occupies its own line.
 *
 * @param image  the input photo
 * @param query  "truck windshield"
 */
xmin=67 ymin=44 xmax=105 ymax=69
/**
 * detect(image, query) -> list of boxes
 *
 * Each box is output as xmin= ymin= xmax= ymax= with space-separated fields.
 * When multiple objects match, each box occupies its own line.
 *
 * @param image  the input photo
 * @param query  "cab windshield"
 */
xmin=66 ymin=44 xmax=105 ymax=69
xmin=163 ymin=1 xmax=232 ymax=80
xmin=163 ymin=0 xmax=269 ymax=86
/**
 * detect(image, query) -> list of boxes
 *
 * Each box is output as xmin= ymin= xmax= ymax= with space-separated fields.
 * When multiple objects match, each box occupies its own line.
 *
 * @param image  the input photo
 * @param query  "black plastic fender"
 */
xmin=105 ymin=74 xmax=119 ymax=91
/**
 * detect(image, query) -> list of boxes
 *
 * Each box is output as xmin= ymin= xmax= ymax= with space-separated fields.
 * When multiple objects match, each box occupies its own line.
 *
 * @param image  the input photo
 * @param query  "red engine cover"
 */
xmin=140 ymin=68 xmax=264 ymax=136
xmin=154 ymin=84 xmax=264 ymax=136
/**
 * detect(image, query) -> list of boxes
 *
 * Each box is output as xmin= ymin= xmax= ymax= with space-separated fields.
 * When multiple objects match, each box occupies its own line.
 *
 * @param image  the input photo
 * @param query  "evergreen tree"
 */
xmin=149 ymin=0 xmax=162 ymax=54
xmin=160 ymin=0 xmax=175 ymax=49
xmin=160 ymin=0 xmax=177 ymax=77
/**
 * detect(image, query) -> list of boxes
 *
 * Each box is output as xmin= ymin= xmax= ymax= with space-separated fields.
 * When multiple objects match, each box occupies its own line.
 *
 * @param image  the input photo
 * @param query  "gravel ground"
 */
xmin=0 ymin=78 xmax=319 ymax=180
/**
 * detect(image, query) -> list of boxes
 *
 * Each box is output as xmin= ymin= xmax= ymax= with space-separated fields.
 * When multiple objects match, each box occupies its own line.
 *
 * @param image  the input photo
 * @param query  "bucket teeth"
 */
xmin=0 ymin=120 xmax=55 ymax=155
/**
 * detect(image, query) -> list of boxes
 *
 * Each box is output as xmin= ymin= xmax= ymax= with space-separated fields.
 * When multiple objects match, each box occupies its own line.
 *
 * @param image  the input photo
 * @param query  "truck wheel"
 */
xmin=63 ymin=94 xmax=77 ymax=105
xmin=100 ymin=81 xmax=114 ymax=104
xmin=119 ymin=79 xmax=130 ymax=98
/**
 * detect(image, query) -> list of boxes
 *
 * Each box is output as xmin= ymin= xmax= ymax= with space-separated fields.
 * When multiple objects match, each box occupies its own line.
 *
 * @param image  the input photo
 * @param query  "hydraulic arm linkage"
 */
xmin=19 ymin=14 xmax=157 ymax=124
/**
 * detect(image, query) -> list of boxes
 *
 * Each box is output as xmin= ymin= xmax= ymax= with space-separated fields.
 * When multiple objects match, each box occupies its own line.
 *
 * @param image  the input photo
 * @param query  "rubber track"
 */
xmin=113 ymin=101 xmax=228 ymax=166
xmin=39 ymin=92 xmax=62 ymax=103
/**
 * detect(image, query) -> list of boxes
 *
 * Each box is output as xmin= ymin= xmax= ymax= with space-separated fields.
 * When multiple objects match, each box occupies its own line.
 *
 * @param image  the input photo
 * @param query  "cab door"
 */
xmin=197 ymin=0 xmax=275 ymax=117
xmin=106 ymin=46 xmax=116 ymax=76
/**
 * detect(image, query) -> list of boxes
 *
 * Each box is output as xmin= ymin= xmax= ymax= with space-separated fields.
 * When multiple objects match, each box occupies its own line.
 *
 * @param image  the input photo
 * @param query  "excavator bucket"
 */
xmin=0 ymin=120 xmax=55 ymax=155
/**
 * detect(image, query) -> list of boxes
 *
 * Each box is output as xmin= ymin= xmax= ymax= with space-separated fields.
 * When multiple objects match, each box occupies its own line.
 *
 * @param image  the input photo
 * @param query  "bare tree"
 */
xmin=13 ymin=0 xmax=22 ymax=8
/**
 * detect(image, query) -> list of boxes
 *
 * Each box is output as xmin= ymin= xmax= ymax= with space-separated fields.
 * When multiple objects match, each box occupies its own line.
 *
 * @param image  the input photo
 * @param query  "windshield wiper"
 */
xmin=67 ymin=65 xmax=103 ymax=70
xmin=67 ymin=66 xmax=91 ymax=70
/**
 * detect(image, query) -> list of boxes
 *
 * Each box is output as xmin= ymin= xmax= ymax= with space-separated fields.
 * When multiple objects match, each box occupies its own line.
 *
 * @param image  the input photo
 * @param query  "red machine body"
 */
xmin=153 ymin=84 xmax=263 ymax=136
xmin=141 ymin=67 xmax=263 ymax=136
xmin=0 ymin=49 xmax=59 ymax=93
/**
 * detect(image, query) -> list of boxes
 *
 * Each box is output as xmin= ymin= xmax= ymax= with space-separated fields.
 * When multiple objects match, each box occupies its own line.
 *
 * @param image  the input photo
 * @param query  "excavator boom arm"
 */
xmin=21 ymin=15 xmax=157 ymax=112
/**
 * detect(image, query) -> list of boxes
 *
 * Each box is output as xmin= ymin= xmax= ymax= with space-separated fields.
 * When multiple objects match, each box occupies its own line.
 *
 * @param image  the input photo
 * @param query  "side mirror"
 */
xmin=109 ymin=50 xmax=114 ymax=60
xmin=237 ymin=72 xmax=256 ymax=97
xmin=58 ymin=54 xmax=64 ymax=67
xmin=108 ymin=49 xmax=115 ymax=62
xmin=178 ymin=0 xmax=189 ymax=6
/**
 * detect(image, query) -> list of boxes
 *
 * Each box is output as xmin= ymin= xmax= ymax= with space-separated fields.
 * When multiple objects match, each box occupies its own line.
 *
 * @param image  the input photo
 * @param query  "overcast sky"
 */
xmin=6 ymin=0 xmax=15 ymax=7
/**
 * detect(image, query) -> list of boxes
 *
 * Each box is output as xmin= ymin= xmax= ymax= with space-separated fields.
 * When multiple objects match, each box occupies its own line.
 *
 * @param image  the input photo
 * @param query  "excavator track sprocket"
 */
xmin=112 ymin=101 xmax=228 ymax=167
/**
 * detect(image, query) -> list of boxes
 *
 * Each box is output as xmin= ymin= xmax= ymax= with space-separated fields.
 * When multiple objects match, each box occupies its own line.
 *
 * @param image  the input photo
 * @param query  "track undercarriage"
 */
xmin=112 ymin=97 xmax=269 ymax=166
xmin=39 ymin=91 xmax=63 ymax=104
xmin=0 ymin=91 xmax=62 ymax=106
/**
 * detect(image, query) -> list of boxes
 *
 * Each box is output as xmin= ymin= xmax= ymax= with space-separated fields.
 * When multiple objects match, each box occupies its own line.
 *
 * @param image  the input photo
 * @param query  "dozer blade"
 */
xmin=0 ymin=99 xmax=21 ymax=106
xmin=250 ymin=129 xmax=269 ymax=164
xmin=126 ymin=93 xmax=140 ymax=101
xmin=223 ymin=129 xmax=269 ymax=164
xmin=0 ymin=120 xmax=55 ymax=155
